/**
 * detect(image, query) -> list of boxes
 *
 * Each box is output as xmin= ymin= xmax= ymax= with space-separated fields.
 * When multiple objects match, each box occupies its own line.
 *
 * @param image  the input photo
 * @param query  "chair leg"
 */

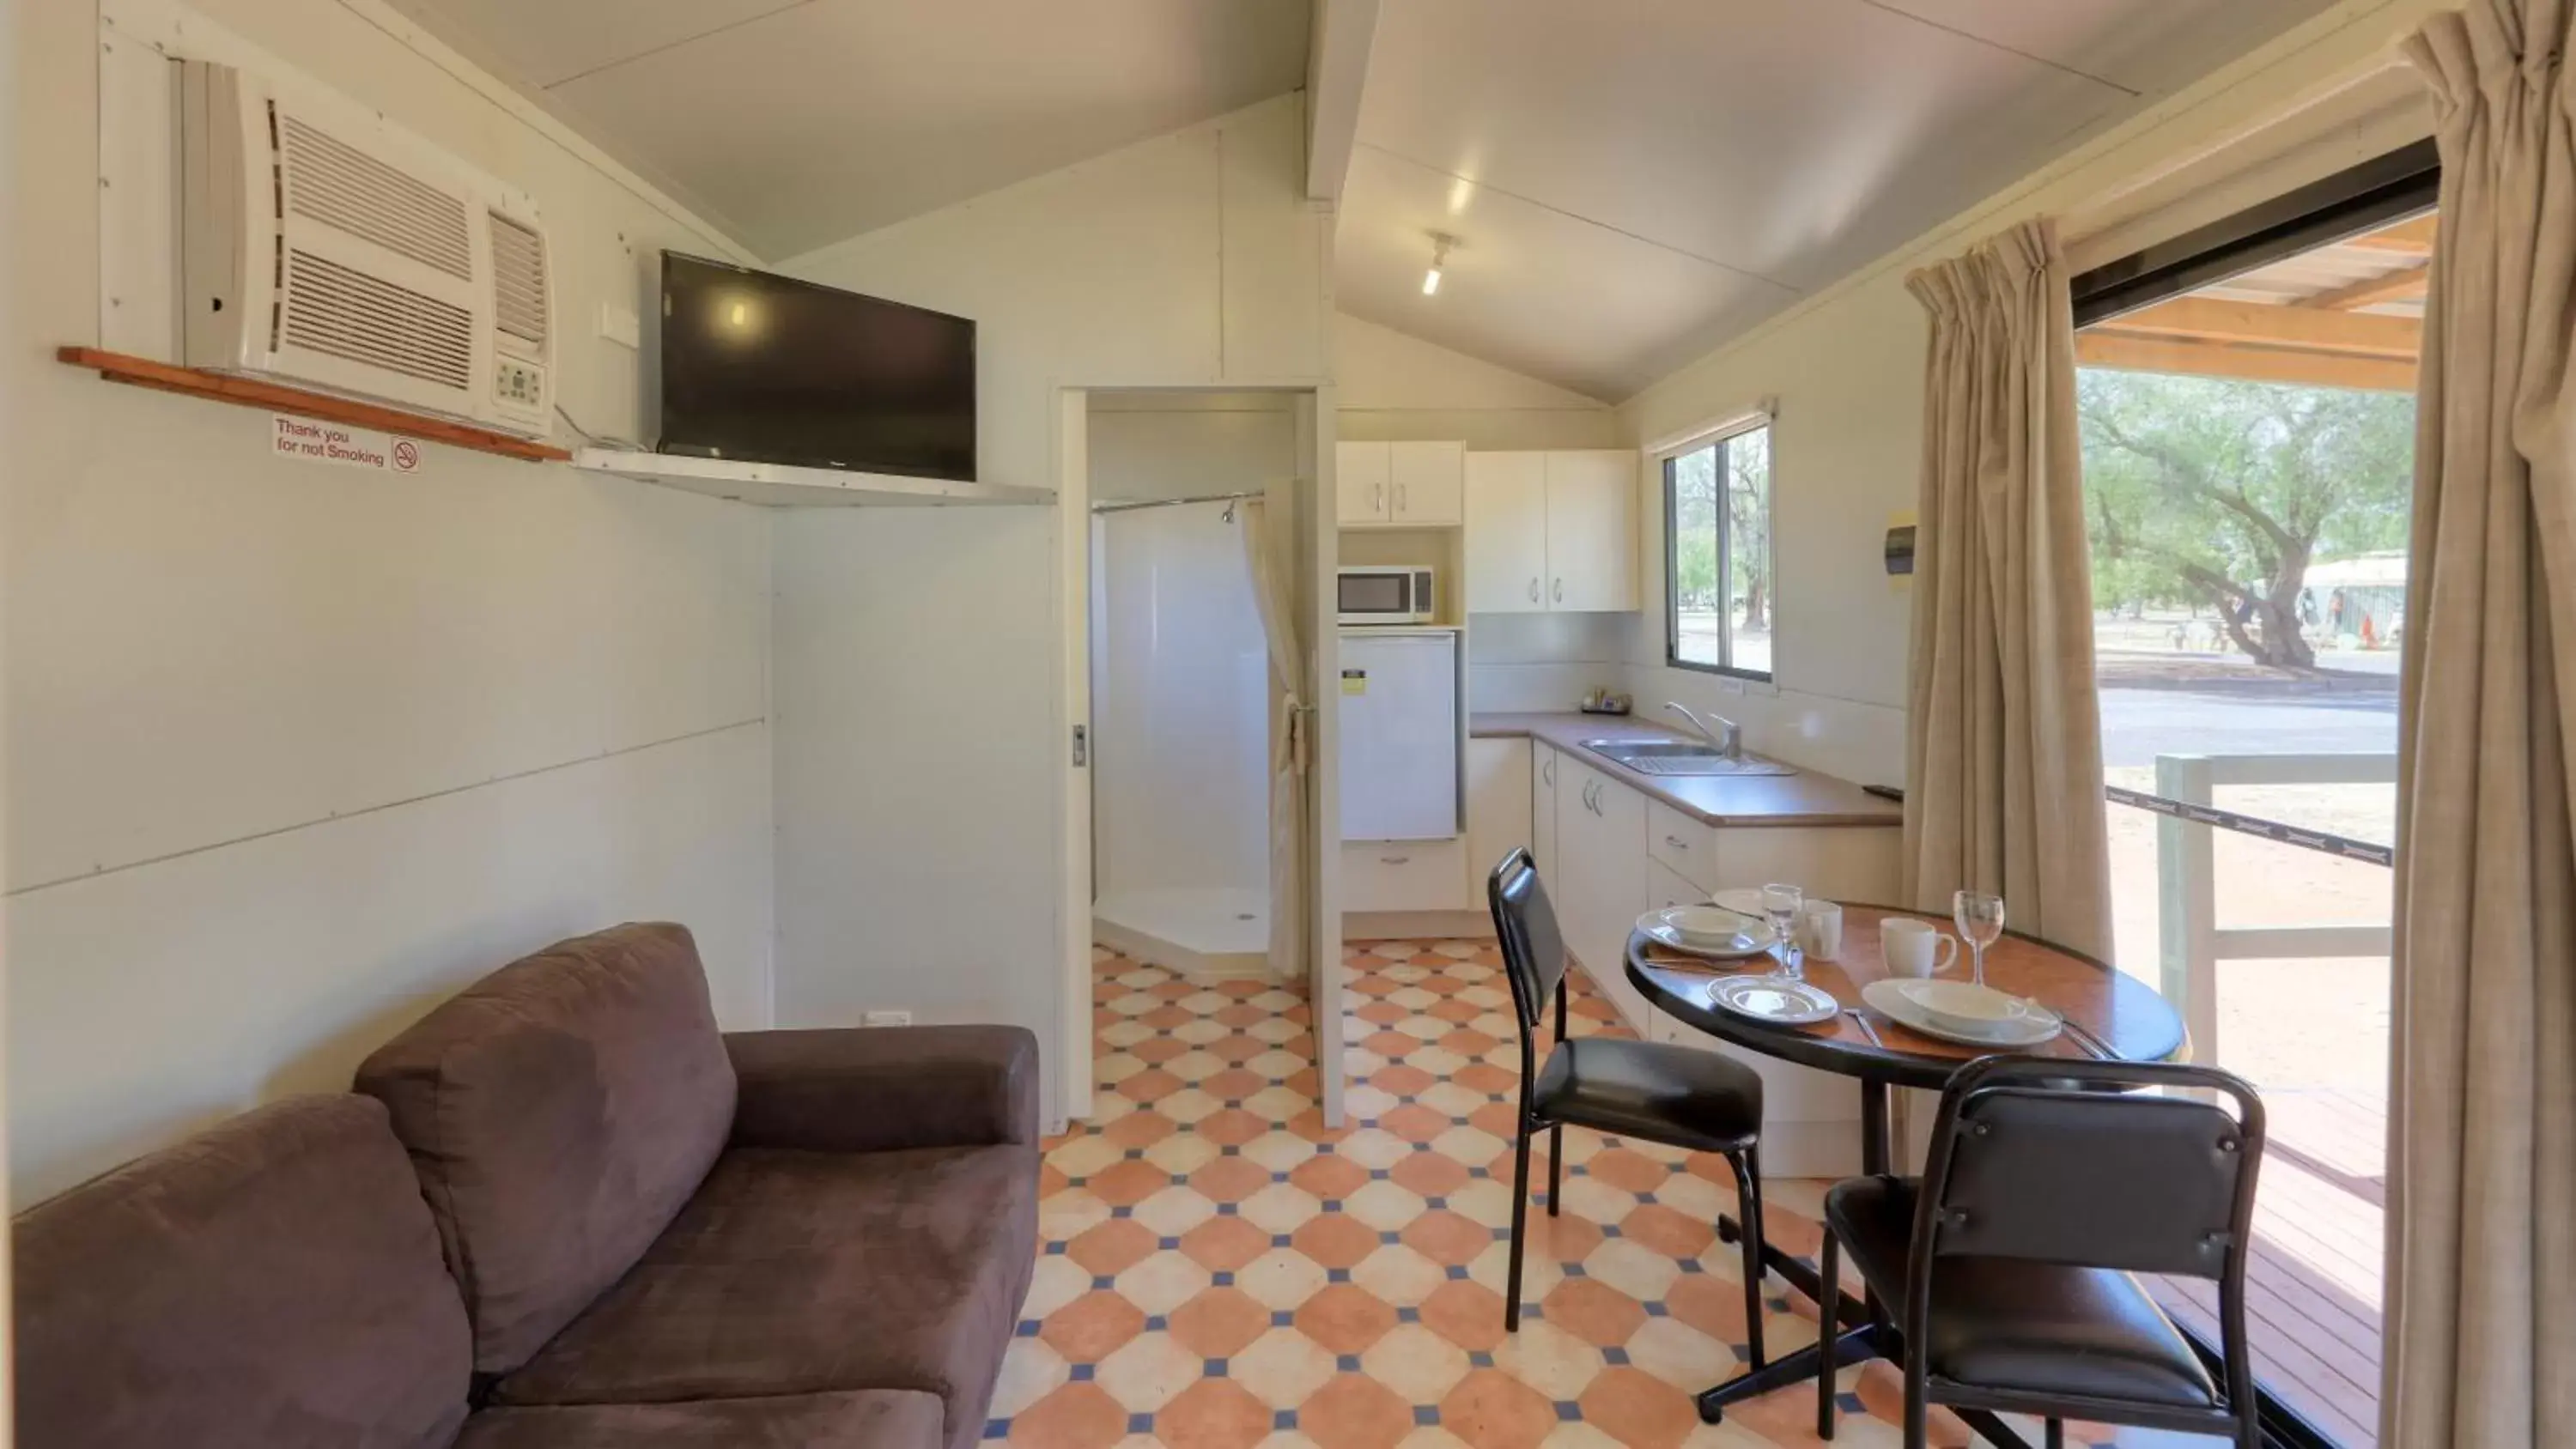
xmin=1815 ymin=1224 xmax=1838 ymax=1440
xmin=1506 ymin=1125 xmax=1533 ymax=1331
xmin=2044 ymin=1419 xmax=2064 ymax=1449
xmin=1903 ymin=1353 xmax=1929 ymax=1449
xmin=1728 ymin=1147 xmax=1767 ymax=1370
xmin=1546 ymin=1123 xmax=1564 ymax=1216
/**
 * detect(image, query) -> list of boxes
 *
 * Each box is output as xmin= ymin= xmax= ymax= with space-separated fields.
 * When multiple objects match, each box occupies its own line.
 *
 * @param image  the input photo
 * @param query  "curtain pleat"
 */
xmin=2385 ymin=3 xmax=2576 ymax=1443
xmin=1899 ymin=218 xmax=2115 ymax=960
xmin=1240 ymin=496 xmax=1309 ymax=984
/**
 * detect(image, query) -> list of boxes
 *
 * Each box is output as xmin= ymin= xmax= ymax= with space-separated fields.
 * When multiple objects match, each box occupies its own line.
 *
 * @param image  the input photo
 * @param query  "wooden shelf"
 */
xmin=570 ymin=448 xmax=1051 ymax=508
xmin=55 ymin=348 xmax=570 ymax=463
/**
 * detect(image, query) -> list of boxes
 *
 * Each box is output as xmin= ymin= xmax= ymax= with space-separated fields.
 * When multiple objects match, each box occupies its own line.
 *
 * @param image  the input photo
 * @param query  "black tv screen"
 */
xmin=654 ymin=252 xmax=975 ymax=482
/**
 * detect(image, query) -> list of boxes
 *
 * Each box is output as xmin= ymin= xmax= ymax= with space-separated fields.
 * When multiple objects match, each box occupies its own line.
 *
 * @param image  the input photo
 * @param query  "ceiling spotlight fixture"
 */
xmin=1423 ymin=233 xmax=1459 ymax=296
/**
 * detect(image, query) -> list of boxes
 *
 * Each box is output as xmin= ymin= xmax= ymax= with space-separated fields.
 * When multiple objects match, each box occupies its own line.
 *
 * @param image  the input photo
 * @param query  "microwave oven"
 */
xmin=1338 ymin=565 xmax=1437 ymax=625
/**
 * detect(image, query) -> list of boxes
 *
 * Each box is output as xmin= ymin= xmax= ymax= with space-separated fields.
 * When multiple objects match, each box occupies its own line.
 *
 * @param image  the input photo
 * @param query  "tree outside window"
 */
xmin=1666 ymin=425 xmax=1773 ymax=679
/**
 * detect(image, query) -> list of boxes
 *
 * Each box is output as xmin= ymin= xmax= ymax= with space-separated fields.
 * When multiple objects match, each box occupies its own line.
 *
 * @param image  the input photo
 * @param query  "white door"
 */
xmin=1546 ymin=451 xmax=1640 ymax=611
xmin=1336 ymin=440 xmax=1389 ymax=525
xmin=1531 ymin=744 xmax=1558 ymax=885
xmin=1388 ymin=441 xmax=1465 ymax=525
xmin=1466 ymin=452 xmax=1548 ymax=614
xmin=1465 ymin=736 xmax=1532 ymax=900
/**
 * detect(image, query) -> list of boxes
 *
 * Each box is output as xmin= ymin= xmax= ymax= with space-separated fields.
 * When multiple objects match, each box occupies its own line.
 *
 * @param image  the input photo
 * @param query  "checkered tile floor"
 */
xmin=987 ymin=941 xmax=2136 ymax=1449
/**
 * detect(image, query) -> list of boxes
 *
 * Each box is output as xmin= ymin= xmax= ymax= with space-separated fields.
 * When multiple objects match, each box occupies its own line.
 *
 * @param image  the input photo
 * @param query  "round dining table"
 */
xmin=1623 ymin=902 xmax=2187 ymax=1426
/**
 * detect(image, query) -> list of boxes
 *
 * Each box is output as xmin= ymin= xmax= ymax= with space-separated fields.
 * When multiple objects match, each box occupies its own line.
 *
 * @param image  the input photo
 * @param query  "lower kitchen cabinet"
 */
xmin=1466 ymin=746 xmax=1895 ymax=1178
xmin=1463 ymin=737 xmax=1531 ymax=901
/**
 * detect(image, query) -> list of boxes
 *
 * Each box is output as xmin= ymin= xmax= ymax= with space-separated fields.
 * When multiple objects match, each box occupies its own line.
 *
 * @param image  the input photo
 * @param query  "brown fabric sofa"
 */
xmin=13 ymin=923 xmax=1040 ymax=1449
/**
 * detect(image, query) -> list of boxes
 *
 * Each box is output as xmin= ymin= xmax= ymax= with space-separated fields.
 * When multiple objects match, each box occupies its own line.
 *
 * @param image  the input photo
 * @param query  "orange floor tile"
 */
xmin=987 ymin=941 xmax=2132 ymax=1449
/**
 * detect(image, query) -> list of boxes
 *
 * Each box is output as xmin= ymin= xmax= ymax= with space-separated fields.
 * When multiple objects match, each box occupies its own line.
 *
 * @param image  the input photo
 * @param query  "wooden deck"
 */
xmin=2150 ymin=1085 xmax=2386 ymax=1446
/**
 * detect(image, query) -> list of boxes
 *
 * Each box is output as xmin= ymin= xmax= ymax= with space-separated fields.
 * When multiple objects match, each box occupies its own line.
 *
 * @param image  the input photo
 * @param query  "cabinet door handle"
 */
xmin=1528 ymin=578 xmax=1540 ymax=603
xmin=1394 ymin=482 xmax=1406 ymax=514
xmin=1552 ymin=578 xmax=1564 ymax=603
xmin=1542 ymin=757 xmax=1553 ymax=785
xmin=1380 ymin=855 xmax=1411 ymax=865
xmin=1665 ymin=834 xmax=1690 ymax=850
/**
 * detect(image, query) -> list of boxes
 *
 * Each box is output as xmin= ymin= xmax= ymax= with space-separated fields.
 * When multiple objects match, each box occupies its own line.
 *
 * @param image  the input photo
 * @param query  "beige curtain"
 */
xmin=1240 ymin=494 xmax=1310 ymax=983
xmin=1899 ymin=218 xmax=2114 ymax=959
xmin=2385 ymin=3 xmax=2576 ymax=1443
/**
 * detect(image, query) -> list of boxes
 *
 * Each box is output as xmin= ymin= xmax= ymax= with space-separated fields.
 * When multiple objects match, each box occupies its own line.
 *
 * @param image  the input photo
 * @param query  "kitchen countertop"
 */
xmin=1470 ymin=712 xmax=1903 ymax=828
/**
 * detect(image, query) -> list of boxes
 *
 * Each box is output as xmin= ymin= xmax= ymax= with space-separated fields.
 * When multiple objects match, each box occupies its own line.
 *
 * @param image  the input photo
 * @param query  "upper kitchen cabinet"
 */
xmin=1337 ymin=441 xmax=1465 ymax=527
xmin=1465 ymin=450 xmax=1640 ymax=613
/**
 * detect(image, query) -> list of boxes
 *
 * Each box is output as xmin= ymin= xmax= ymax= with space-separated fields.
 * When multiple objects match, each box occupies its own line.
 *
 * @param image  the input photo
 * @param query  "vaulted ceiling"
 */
xmin=386 ymin=0 xmax=2342 ymax=401
xmin=385 ymin=0 xmax=1312 ymax=260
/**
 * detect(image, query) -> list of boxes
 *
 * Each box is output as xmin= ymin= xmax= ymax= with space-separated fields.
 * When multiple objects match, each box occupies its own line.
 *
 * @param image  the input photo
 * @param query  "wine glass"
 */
xmin=1953 ymin=889 xmax=2006 ymax=989
xmin=1760 ymin=883 xmax=1805 ymax=979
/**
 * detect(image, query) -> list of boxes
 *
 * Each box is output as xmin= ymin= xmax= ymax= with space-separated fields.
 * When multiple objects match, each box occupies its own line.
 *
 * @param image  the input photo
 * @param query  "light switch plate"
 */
xmin=599 ymin=302 xmax=641 ymax=349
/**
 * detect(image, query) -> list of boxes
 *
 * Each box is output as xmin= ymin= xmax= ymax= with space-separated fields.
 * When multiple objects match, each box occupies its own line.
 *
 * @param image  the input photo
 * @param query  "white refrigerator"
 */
xmin=1339 ymin=629 xmax=1460 ymax=841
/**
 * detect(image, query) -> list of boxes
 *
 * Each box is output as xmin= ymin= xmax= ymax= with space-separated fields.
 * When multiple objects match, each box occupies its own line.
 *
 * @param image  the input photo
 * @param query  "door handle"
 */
xmin=1552 ymin=578 xmax=1564 ymax=603
xmin=1528 ymin=578 xmax=1540 ymax=603
xmin=1665 ymin=834 xmax=1690 ymax=850
xmin=1394 ymin=482 xmax=1406 ymax=514
xmin=1373 ymin=483 xmax=1385 ymax=516
xmin=1542 ymin=758 xmax=1553 ymax=785
xmin=1380 ymin=855 xmax=1411 ymax=865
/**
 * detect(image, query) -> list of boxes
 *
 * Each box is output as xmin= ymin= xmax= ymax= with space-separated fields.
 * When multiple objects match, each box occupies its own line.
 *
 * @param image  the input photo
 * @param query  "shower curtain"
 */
xmin=1241 ymin=493 xmax=1309 ymax=983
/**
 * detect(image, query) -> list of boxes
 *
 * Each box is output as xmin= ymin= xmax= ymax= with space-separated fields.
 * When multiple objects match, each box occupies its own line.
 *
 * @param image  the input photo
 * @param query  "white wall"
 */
xmin=1615 ymin=0 xmax=2444 ymax=791
xmin=8 ymin=0 xmax=776 ymax=1203
xmin=1090 ymin=392 xmax=1298 ymax=506
xmin=769 ymin=96 xmax=1327 ymax=1124
xmin=1335 ymin=313 xmax=1624 ymax=451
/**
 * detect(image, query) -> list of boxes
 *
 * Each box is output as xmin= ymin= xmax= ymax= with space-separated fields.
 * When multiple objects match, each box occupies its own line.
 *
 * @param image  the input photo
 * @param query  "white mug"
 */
xmin=1799 ymin=901 xmax=1844 ymax=962
xmin=1881 ymin=918 xmax=1958 ymax=979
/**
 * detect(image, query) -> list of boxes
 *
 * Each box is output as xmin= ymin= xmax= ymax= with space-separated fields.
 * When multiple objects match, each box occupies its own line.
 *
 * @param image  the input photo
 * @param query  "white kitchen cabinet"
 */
xmin=1339 ymin=440 xmax=1464 ymax=527
xmin=1556 ymin=756 xmax=1649 ymax=1034
xmin=1546 ymin=451 xmax=1640 ymax=611
xmin=1530 ymin=744 xmax=1559 ymax=884
xmin=1336 ymin=441 xmax=1391 ymax=525
xmin=1465 ymin=737 xmax=1532 ymax=900
xmin=1343 ymin=838 xmax=1471 ymax=912
xmin=1388 ymin=441 xmax=1465 ymax=525
xmin=1463 ymin=450 xmax=1638 ymax=613
xmin=1464 ymin=452 xmax=1548 ymax=613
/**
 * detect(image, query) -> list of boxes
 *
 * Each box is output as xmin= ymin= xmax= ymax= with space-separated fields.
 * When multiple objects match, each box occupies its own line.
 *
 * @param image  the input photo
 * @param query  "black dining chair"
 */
xmin=1486 ymin=848 xmax=1771 ymax=1362
xmin=1814 ymin=1055 xmax=2266 ymax=1449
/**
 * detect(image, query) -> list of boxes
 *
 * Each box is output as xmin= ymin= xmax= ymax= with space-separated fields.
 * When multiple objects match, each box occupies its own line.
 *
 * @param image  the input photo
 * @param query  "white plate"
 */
xmin=1704 ymin=974 xmax=1842 ymax=1026
xmin=1637 ymin=906 xmax=1779 ymax=959
xmin=1862 ymin=978 xmax=2064 ymax=1047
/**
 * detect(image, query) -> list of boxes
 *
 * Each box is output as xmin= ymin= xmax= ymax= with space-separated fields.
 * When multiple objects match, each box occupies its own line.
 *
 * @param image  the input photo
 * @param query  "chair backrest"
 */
xmin=1912 ymin=1056 xmax=2265 ymax=1281
xmin=1486 ymin=847 xmax=1570 ymax=1034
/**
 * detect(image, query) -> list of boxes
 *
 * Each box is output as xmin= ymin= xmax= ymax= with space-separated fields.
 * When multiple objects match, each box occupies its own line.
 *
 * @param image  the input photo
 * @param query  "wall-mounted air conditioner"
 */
xmin=178 ymin=60 xmax=553 ymax=438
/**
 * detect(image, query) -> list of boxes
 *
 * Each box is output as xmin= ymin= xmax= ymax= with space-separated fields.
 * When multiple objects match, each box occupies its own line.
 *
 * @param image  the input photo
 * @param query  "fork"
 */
xmin=1843 ymin=1005 xmax=1885 ymax=1048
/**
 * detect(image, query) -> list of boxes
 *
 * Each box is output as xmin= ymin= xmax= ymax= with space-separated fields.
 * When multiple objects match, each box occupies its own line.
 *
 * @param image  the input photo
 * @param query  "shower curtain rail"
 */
xmin=1089 ymin=487 xmax=1288 ymax=515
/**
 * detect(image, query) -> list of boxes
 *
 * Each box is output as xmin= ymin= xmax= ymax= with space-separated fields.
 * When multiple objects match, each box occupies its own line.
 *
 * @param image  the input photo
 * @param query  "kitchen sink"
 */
xmin=1580 ymin=740 xmax=1798 ymax=778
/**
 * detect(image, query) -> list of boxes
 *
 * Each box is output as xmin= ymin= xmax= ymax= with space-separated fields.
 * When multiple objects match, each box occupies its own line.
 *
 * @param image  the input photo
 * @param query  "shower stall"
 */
xmin=1088 ymin=491 xmax=1273 ymax=976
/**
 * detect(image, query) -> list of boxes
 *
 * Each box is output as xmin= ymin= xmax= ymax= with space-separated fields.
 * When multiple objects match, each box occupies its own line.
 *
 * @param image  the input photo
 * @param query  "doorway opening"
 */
xmin=2073 ymin=143 xmax=2433 ymax=1449
xmin=1057 ymin=385 xmax=1345 ymax=1133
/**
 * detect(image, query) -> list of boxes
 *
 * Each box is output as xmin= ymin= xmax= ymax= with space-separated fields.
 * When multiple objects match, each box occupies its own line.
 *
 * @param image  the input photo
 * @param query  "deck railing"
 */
xmin=2107 ymin=751 xmax=2397 ymax=1063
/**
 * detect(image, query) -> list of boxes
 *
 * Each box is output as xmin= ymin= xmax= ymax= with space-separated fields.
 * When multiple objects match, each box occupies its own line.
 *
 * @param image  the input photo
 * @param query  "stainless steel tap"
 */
xmin=1663 ymin=700 xmax=1742 ymax=761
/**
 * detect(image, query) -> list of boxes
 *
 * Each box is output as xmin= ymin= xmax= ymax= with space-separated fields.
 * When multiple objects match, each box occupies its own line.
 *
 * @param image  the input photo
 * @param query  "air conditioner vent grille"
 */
xmin=283 ymin=250 xmax=474 ymax=391
xmin=488 ymin=213 xmax=548 ymax=347
xmin=279 ymin=115 xmax=473 ymax=281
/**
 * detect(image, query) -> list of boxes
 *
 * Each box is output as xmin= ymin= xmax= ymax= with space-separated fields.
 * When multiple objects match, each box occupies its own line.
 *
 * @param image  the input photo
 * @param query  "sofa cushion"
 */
xmin=495 ymin=1143 xmax=1038 ymax=1449
xmin=13 ymin=1095 xmax=471 ymax=1449
xmin=458 ymin=1391 xmax=944 ymax=1448
xmin=355 ymin=922 xmax=738 ymax=1375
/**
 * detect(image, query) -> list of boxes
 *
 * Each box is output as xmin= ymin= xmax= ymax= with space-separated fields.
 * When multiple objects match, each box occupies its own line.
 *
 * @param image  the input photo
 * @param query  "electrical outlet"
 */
xmin=862 ymin=1009 xmax=913 ymax=1028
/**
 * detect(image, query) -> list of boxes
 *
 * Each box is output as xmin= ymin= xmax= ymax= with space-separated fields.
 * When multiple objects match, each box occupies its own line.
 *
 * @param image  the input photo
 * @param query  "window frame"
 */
xmin=1661 ymin=419 xmax=1775 ymax=684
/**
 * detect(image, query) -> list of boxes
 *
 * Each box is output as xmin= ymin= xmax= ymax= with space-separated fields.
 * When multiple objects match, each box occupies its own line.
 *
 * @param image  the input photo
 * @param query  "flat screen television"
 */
xmin=652 ymin=251 xmax=976 ymax=482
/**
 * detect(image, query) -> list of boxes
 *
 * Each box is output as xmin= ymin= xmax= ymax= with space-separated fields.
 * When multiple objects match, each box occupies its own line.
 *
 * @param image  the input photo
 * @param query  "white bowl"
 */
xmin=1906 ymin=980 xmax=2032 ymax=1039
xmin=1665 ymin=905 xmax=1750 ymax=947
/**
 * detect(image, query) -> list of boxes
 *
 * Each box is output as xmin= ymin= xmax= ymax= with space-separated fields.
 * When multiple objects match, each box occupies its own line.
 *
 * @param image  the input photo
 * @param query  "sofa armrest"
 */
xmin=722 ymin=1025 xmax=1041 ymax=1154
